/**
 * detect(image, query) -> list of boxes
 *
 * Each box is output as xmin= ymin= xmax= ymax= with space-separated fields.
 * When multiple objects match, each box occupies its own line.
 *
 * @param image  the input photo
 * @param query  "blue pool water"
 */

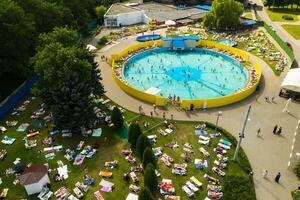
xmin=217 ymin=39 xmax=237 ymax=47
xmin=123 ymin=48 xmax=249 ymax=100
xmin=136 ymin=34 xmax=161 ymax=42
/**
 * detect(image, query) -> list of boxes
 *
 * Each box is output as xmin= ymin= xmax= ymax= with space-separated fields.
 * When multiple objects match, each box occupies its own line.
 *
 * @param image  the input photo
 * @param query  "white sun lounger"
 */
xmin=182 ymin=185 xmax=194 ymax=197
xmin=190 ymin=176 xmax=202 ymax=188
xmin=186 ymin=181 xmax=199 ymax=192
xmin=41 ymin=191 xmax=53 ymax=200
xmin=217 ymin=143 xmax=231 ymax=150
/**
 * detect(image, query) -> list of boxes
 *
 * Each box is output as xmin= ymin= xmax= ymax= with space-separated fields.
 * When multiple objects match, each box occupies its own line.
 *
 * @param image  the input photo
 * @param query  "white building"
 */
xmin=104 ymin=4 xmax=150 ymax=27
xmin=18 ymin=164 xmax=50 ymax=196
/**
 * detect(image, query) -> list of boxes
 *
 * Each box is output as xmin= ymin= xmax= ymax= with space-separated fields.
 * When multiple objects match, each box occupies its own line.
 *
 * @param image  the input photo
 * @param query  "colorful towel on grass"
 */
xmin=92 ymin=128 xmax=102 ymax=137
xmin=194 ymin=130 xmax=207 ymax=135
xmin=17 ymin=123 xmax=30 ymax=132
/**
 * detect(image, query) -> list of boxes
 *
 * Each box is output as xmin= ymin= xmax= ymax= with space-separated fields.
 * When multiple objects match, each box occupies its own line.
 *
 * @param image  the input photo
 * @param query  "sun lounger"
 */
xmin=219 ymin=139 xmax=231 ymax=146
xmin=130 ymin=165 xmax=143 ymax=173
xmin=130 ymin=172 xmax=139 ymax=183
xmin=50 ymin=130 xmax=59 ymax=135
xmin=38 ymin=187 xmax=49 ymax=199
xmin=165 ymin=128 xmax=173 ymax=134
xmin=55 ymin=187 xmax=69 ymax=200
xmin=45 ymin=153 xmax=55 ymax=161
xmin=76 ymin=141 xmax=85 ymax=151
xmin=0 ymin=149 xmax=7 ymax=160
xmin=194 ymin=129 xmax=207 ymax=135
xmin=172 ymin=168 xmax=187 ymax=176
xmin=41 ymin=191 xmax=53 ymax=200
xmin=105 ymin=160 xmax=118 ymax=169
xmin=73 ymin=187 xmax=83 ymax=198
xmin=199 ymin=139 xmax=209 ymax=145
xmin=101 ymin=99 xmax=111 ymax=104
xmin=84 ymin=177 xmax=94 ymax=185
xmin=207 ymin=184 xmax=222 ymax=192
xmin=186 ymin=181 xmax=199 ymax=192
xmin=99 ymin=171 xmax=113 ymax=178
xmin=129 ymin=184 xmax=140 ymax=193
xmin=182 ymin=185 xmax=194 ymax=197
xmin=75 ymin=182 xmax=89 ymax=192
xmin=207 ymin=190 xmax=223 ymax=199
xmin=214 ymin=160 xmax=227 ymax=169
xmin=204 ymin=174 xmax=220 ymax=185
xmin=214 ymin=147 xmax=227 ymax=155
xmin=199 ymin=147 xmax=210 ymax=157
xmin=6 ymin=121 xmax=18 ymax=127
xmin=99 ymin=179 xmax=114 ymax=192
xmin=217 ymin=154 xmax=228 ymax=162
xmin=190 ymin=176 xmax=202 ymax=188
xmin=217 ymin=143 xmax=230 ymax=150
xmin=165 ymin=195 xmax=180 ymax=200
xmin=17 ymin=123 xmax=29 ymax=132
xmin=212 ymin=167 xmax=226 ymax=176
xmin=94 ymin=191 xmax=104 ymax=200
xmin=158 ymin=128 xmax=167 ymax=136
xmin=125 ymin=155 xmax=136 ymax=163
xmin=0 ymin=126 xmax=7 ymax=133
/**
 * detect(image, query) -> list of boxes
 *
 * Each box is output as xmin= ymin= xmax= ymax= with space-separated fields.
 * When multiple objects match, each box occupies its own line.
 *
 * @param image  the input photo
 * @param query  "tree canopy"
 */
xmin=136 ymin=134 xmax=152 ymax=159
xmin=223 ymin=175 xmax=255 ymax=200
xmin=33 ymin=27 xmax=104 ymax=132
xmin=203 ymin=0 xmax=244 ymax=30
xmin=0 ymin=0 xmax=35 ymax=79
xmin=111 ymin=107 xmax=124 ymax=129
xmin=138 ymin=187 xmax=154 ymax=200
xmin=142 ymin=147 xmax=157 ymax=169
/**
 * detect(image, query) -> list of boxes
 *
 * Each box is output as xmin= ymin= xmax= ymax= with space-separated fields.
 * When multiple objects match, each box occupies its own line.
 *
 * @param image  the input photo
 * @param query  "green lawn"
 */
xmin=282 ymin=24 xmax=300 ymax=39
xmin=0 ymin=94 xmax=255 ymax=199
xmin=265 ymin=7 xmax=300 ymax=22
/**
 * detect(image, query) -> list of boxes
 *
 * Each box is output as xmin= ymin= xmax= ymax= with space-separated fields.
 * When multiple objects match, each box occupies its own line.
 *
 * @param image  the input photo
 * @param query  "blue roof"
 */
xmin=194 ymin=5 xmax=212 ymax=11
xmin=173 ymin=39 xmax=185 ymax=49
xmin=182 ymin=36 xmax=200 ymax=40
xmin=241 ymin=20 xmax=257 ymax=26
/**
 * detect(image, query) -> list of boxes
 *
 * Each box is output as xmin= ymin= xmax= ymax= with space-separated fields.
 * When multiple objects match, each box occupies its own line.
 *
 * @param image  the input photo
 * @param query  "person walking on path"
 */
xmin=163 ymin=112 xmax=166 ymax=120
xmin=257 ymin=128 xmax=261 ymax=137
xmin=275 ymin=172 xmax=281 ymax=183
xmin=277 ymin=127 xmax=282 ymax=135
xmin=150 ymin=111 xmax=153 ymax=118
xmin=262 ymin=169 xmax=268 ymax=178
xmin=273 ymin=125 xmax=278 ymax=134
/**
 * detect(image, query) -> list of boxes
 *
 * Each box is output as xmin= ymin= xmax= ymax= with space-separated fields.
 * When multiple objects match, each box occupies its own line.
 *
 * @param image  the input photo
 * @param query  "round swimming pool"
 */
xmin=123 ymin=48 xmax=249 ymax=100
xmin=217 ymin=39 xmax=237 ymax=47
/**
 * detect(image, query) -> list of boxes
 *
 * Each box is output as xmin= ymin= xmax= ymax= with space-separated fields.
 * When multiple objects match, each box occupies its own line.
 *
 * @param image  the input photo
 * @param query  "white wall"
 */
xmin=24 ymin=175 xmax=50 ymax=195
xmin=117 ymin=11 xmax=145 ymax=26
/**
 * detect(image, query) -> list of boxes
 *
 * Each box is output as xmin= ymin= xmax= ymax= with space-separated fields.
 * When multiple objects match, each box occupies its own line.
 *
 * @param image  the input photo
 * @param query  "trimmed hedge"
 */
xmin=282 ymin=15 xmax=294 ymax=20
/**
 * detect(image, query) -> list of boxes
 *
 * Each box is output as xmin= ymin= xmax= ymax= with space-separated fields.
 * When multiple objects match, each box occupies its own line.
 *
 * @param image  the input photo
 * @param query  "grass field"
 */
xmin=265 ymin=7 xmax=300 ymax=22
xmin=282 ymin=24 xmax=300 ymax=39
xmin=0 ymin=94 xmax=255 ymax=199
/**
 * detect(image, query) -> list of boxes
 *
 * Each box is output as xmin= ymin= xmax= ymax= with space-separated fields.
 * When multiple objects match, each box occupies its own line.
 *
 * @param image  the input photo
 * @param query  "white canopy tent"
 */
xmin=281 ymin=68 xmax=300 ymax=93
xmin=165 ymin=20 xmax=176 ymax=26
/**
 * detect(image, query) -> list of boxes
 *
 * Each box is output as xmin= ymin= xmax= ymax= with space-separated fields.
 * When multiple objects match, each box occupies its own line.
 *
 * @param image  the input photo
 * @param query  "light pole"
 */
xmin=233 ymin=105 xmax=251 ymax=161
xmin=215 ymin=111 xmax=223 ymax=131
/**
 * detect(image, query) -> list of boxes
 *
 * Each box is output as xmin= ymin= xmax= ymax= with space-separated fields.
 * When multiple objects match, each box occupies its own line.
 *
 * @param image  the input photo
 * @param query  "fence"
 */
xmin=0 ymin=75 xmax=39 ymax=120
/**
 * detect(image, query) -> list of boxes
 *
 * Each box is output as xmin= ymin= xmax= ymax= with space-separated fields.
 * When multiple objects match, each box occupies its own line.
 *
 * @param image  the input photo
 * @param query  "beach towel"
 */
xmin=17 ymin=123 xmax=30 ymax=132
xmin=58 ymin=165 xmax=68 ymax=179
xmin=73 ymin=155 xmax=85 ymax=165
xmin=1 ymin=136 xmax=16 ymax=145
xmin=92 ymin=128 xmax=102 ymax=137
xmin=194 ymin=130 xmax=207 ymax=135
xmin=102 ymin=99 xmax=111 ymax=105
xmin=34 ymin=120 xmax=42 ymax=128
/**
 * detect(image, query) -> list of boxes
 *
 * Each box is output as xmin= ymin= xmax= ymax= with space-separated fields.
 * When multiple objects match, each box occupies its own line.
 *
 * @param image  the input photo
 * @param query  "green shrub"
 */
xmin=223 ymin=175 xmax=256 ymax=200
xmin=136 ymin=134 xmax=151 ymax=159
xmin=138 ymin=187 xmax=154 ymax=200
xmin=144 ymin=163 xmax=158 ymax=192
xmin=142 ymin=147 xmax=156 ymax=168
xmin=111 ymin=107 xmax=123 ymax=129
xmin=128 ymin=123 xmax=142 ymax=148
xmin=282 ymin=15 xmax=294 ymax=20
xmin=98 ymin=36 xmax=108 ymax=45
xmin=294 ymin=162 xmax=300 ymax=180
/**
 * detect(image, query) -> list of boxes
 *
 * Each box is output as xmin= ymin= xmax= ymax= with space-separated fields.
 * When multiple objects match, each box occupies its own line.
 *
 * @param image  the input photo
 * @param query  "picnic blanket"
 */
xmin=0 ymin=126 xmax=7 ymax=133
xmin=126 ymin=193 xmax=138 ymax=200
xmin=94 ymin=191 xmax=104 ymax=200
xmin=101 ymin=99 xmax=111 ymax=105
xmin=92 ymin=128 xmax=102 ymax=137
xmin=6 ymin=121 xmax=18 ymax=127
xmin=17 ymin=123 xmax=30 ymax=132
xmin=43 ymin=146 xmax=63 ymax=154
xmin=99 ymin=179 xmax=114 ymax=188
xmin=1 ymin=136 xmax=16 ymax=145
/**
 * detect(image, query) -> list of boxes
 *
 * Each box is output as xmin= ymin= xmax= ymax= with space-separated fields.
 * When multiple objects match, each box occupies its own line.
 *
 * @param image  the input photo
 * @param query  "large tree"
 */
xmin=33 ymin=27 xmax=104 ymax=132
xmin=14 ymin=0 xmax=75 ymax=34
xmin=0 ymin=0 xmax=35 ymax=79
xmin=203 ymin=0 xmax=244 ymax=30
xmin=136 ymin=134 xmax=152 ymax=159
xmin=111 ymin=107 xmax=124 ymax=129
xmin=223 ymin=175 xmax=254 ymax=200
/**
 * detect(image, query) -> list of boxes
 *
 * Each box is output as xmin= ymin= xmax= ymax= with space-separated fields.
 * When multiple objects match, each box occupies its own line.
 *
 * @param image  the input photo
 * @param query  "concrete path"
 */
xmin=253 ymin=0 xmax=300 ymax=64
xmin=94 ymin=35 xmax=300 ymax=200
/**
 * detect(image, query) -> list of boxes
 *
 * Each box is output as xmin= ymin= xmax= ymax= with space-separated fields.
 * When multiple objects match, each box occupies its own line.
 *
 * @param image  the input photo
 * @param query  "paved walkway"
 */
xmin=94 ymin=33 xmax=300 ymax=200
xmin=253 ymin=0 xmax=300 ymax=64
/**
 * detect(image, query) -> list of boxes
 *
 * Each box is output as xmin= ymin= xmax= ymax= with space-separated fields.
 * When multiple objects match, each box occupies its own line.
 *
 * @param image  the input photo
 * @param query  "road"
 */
xmin=252 ymin=0 xmax=300 ymax=65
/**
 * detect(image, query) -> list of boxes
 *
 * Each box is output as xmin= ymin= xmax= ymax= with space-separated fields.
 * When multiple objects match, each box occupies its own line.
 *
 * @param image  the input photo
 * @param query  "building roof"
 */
xmin=189 ymin=13 xmax=206 ymax=20
xmin=105 ymin=3 xmax=140 ymax=16
xmin=281 ymin=68 xmax=300 ymax=93
xmin=19 ymin=165 xmax=48 ymax=185
xmin=176 ymin=18 xmax=194 ymax=24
